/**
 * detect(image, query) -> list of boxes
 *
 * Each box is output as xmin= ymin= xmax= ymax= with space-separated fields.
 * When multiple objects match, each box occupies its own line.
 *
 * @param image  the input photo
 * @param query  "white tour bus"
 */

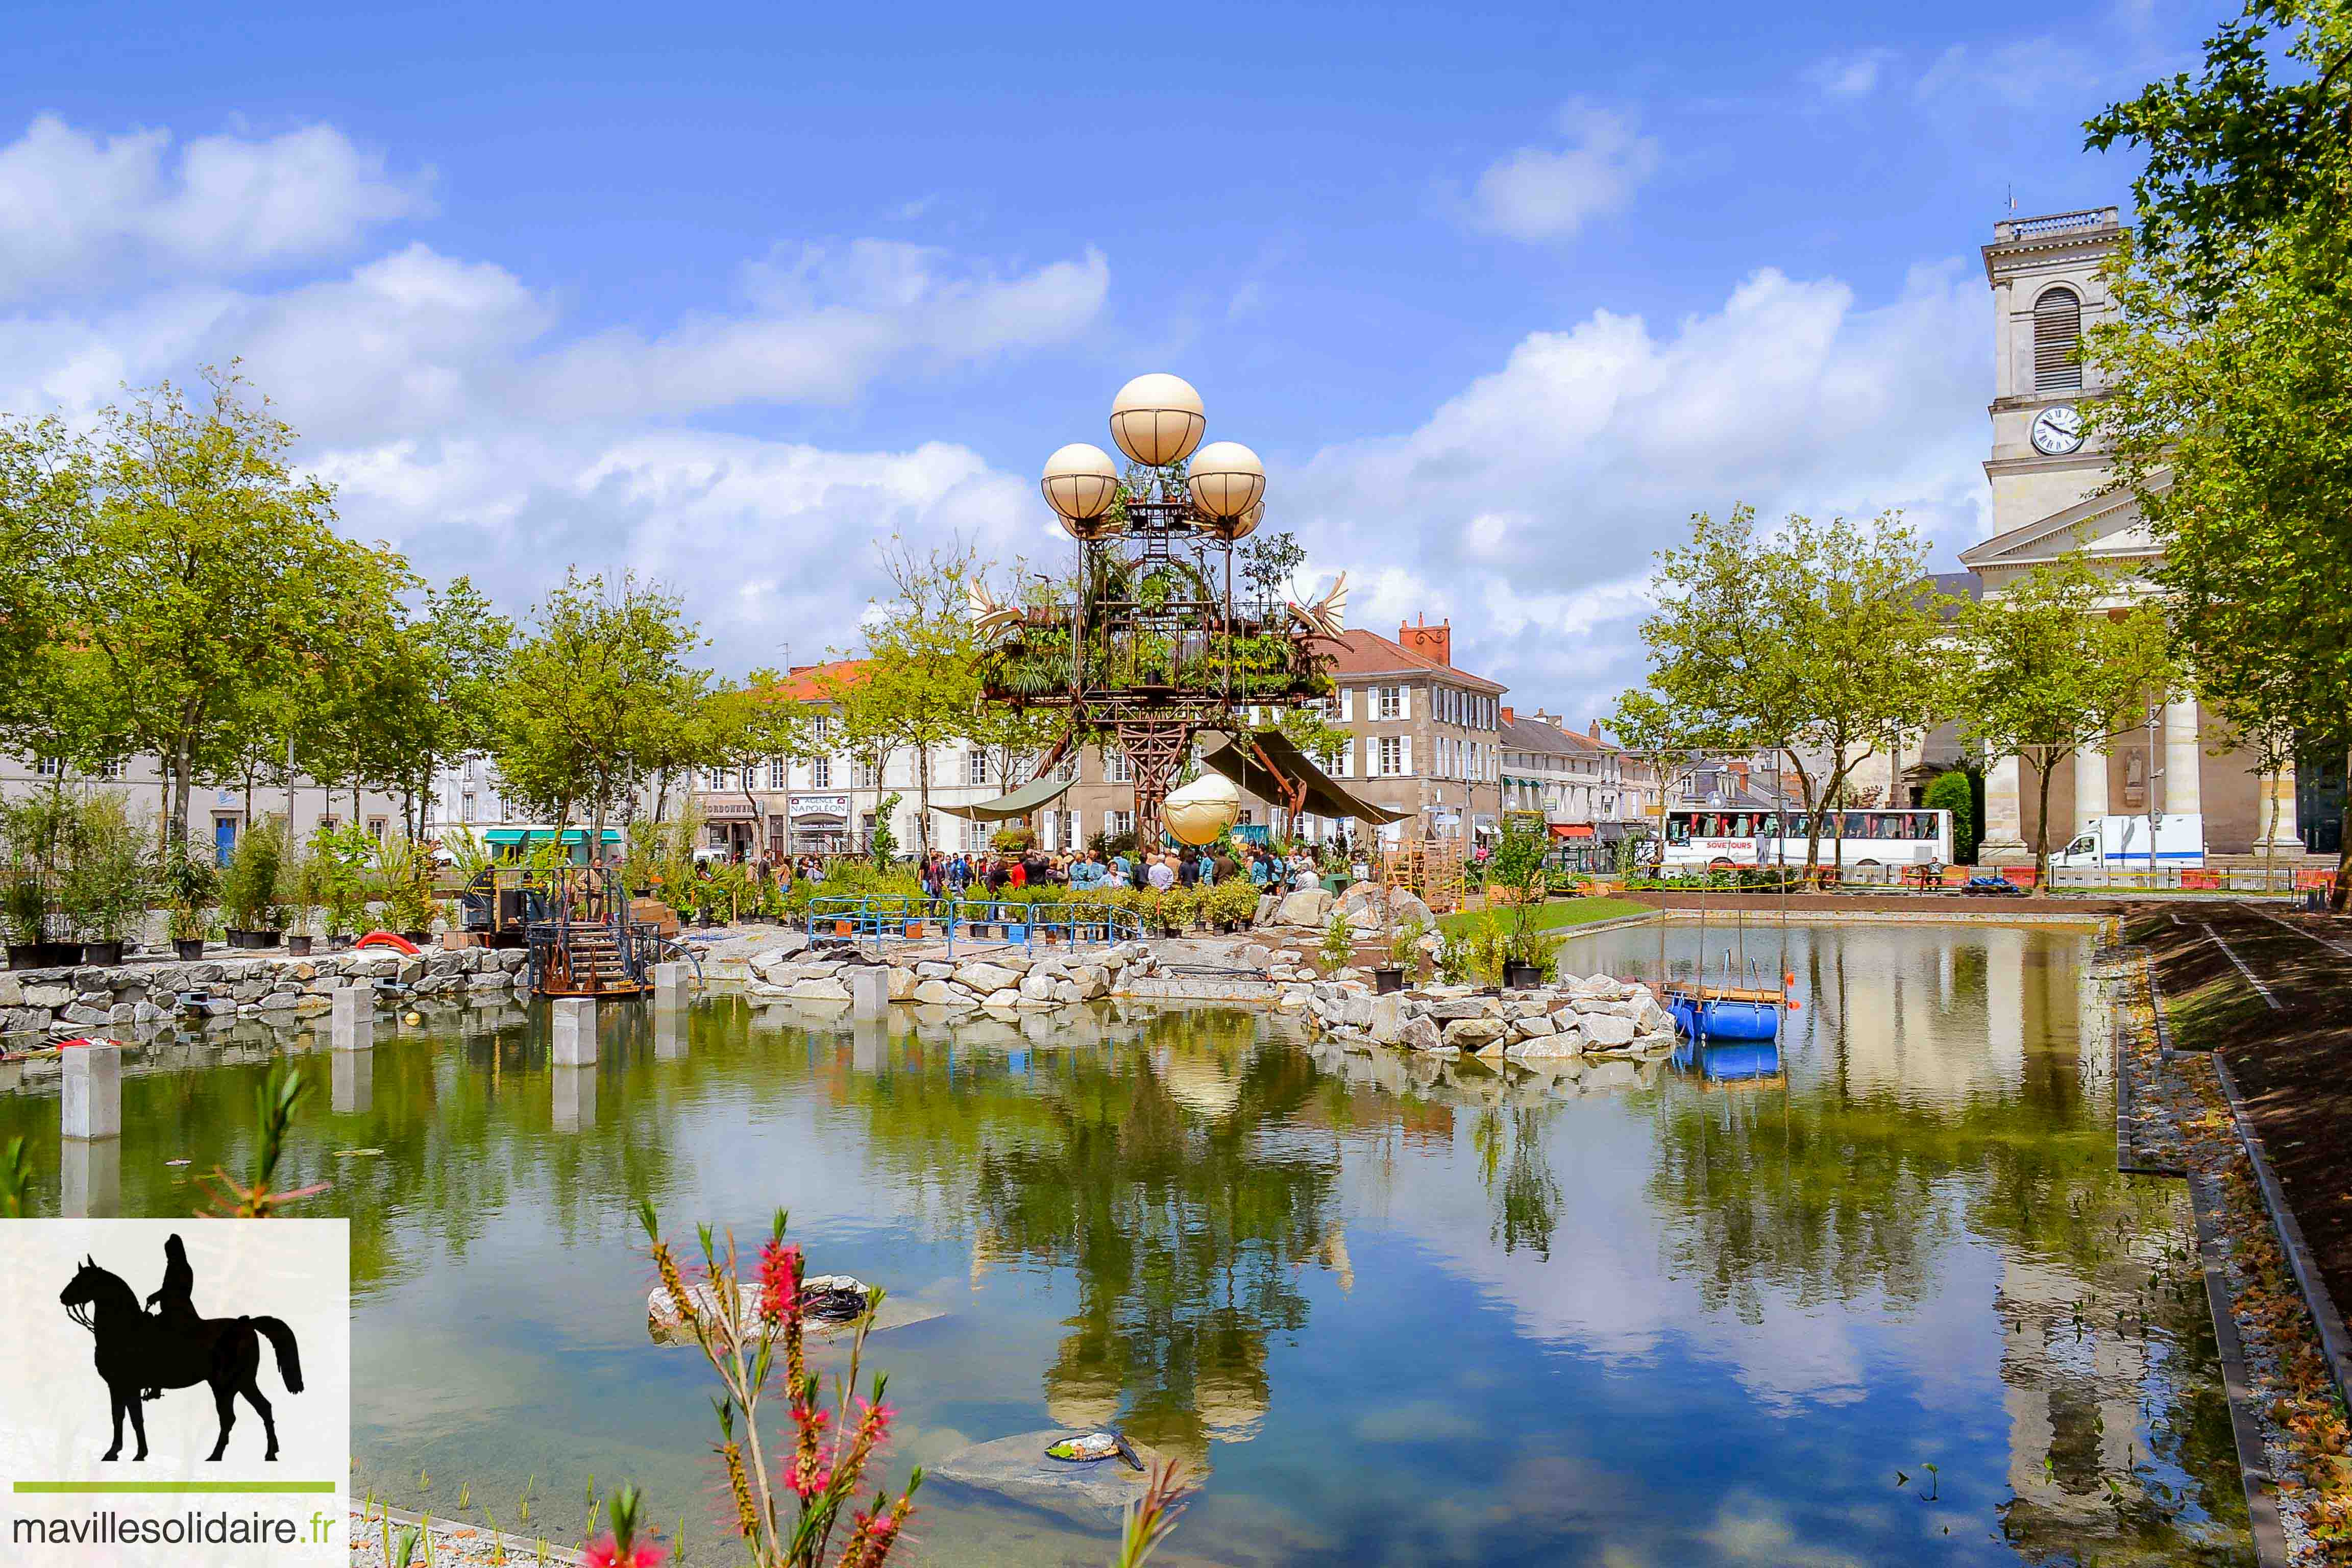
xmin=1660 ymin=807 xmax=1954 ymax=871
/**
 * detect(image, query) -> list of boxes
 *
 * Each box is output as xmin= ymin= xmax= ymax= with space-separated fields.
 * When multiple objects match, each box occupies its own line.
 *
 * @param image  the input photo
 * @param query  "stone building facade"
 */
xmin=1957 ymin=207 xmax=2305 ymax=861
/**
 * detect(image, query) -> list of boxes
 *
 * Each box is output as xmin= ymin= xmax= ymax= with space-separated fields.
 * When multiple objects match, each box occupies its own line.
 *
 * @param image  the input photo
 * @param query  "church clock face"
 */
xmin=2030 ymin=403 xmax=2085 ymax=456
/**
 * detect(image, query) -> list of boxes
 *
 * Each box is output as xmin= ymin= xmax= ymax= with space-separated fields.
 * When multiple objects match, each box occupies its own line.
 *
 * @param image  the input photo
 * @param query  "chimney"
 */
xmin=1587 ymin=721 xmax=1600 ymax=740
xmin=1499 ymin=705 xmax=1514 ymax=725
xmin=1398 ymin=618 xmax=1452 ymax=667
xmin=1730 ymin=760 xmax=1750 ymax=791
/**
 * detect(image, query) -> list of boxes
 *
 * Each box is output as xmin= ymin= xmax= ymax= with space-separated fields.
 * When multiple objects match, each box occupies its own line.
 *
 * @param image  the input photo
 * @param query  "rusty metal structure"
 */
xmin=974 ymin=375 xmax=1343 ymax=846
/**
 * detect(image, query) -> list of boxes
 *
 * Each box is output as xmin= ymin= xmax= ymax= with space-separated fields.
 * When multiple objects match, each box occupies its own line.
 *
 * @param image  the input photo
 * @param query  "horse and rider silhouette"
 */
xmin=59 ymin=1235 xmax=304 ymax=1463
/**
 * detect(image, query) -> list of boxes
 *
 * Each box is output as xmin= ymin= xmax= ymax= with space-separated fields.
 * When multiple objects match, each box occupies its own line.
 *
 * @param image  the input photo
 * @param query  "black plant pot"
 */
xmin=1373 ymin=966 xmax=1406 ymax=995
xmin=173 ymin=938 xmax=205 ymax=961
xmin=328 ymin=934 xmax=354 ymax=951
xmin=227 ymin=928 xmax=283 ymax=950
xmin=286 ymin=935 xmax=312 ymax=956
xmin=1502 ymin=960 xmax=1542 ymax=990
xmin=400 ymin=930 xmax=432 ymax=946
xmin=6 ymin=944 xmax=42 ymax=971
xmin=81 ymin=940 xmax=126 ymax=966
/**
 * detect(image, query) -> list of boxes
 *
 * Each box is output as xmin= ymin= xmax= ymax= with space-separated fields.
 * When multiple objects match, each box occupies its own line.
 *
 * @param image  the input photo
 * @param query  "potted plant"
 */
xmin=1489 ymin=823 xmax=1548 ymax=989
xmin=2 ymin=864 xmax=49 ymax=970
xmin=280 ymin=835 xmax=321 ymax=955
xmin=160 ymin=847 xmax=216 ymax=961
xmin=1501 ymin=930 xmax=1549 ymax=991
xmin=1374 ymin=914 xmax=1422 ymax=995
xmin=373 ymin=833 xmax=437 ymax=942
xmin=62 ymin=793 xmax=150 ymax=965
xmin=220 ymin=819 xmax=287 ymax=948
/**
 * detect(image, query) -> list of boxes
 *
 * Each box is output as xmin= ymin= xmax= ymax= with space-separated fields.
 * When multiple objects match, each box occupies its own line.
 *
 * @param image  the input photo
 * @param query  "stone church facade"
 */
xmin=1958 ymin=208 xmax=2309 ymax=862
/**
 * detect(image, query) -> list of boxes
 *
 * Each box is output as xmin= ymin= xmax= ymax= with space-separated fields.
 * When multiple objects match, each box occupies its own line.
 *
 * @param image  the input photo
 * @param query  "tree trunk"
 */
xmin=917 ymin=748 xmax=933 ymax=856
xmin=2335 ymin=741 xmax=2351 ymax=914
xmin=2032 ymin=746 xmax=2058 ymax=888
xmin=170 ymin=738 xmax=194 ymax=856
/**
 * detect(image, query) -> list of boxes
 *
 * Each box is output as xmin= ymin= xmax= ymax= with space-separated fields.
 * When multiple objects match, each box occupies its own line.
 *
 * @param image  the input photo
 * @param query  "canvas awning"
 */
xmin=933 ymin=773 xmax=1077 ymax=822
xmin=1198 ymin=731 xmax=1412 ymax=825
xmin=482 ymin=827 xmax=622 ymax=846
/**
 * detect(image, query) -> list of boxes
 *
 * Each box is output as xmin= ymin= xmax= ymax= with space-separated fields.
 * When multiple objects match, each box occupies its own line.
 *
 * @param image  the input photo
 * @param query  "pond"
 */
xmin=1 ymin=920 xmax=2250 ymax=1566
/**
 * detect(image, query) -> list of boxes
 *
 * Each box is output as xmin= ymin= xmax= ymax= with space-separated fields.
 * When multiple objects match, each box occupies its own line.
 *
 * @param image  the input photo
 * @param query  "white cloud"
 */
xmin=1804 ymin=49 xmax=1894 ymax=99
xmin=1469 ymin=103 xmax=1659 ymax=242
xmin=1292 ymin=262 xmax=1989 ymax=722
xmin=0 ymin=115 xmax=432 ymax=301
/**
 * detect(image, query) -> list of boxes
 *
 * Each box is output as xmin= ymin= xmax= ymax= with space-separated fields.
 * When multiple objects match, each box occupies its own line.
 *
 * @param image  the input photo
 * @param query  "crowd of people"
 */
xmin=697 ymin=841 xmax=1368 ymax=899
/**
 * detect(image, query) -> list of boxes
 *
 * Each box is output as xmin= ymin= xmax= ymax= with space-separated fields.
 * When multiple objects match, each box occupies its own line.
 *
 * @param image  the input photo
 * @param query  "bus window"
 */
xmin=1729 ymin=814 xmax=1752 ymax=837
xmin=1841 ymin=812 xmax=1866 ymax=838
xmin=1667 ymin=816 xmax=1689 ymax=844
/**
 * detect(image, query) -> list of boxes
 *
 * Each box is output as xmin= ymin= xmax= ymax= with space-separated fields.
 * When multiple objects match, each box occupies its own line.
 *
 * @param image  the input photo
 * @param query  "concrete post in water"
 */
xmin=552 ymin=996 xmax=598 ymax=1065
xmin=62 ymin=1040 xmax=121 ymax=1141
xmin=331 ymin=1047 xmax=374 ymax=1115
xmin=653 ymin=961 xmax=689 ymax=1006
xmin=849 ymin=965 xmax=889 ymax=1020
xmin=61 ymin=1136 xmax=120 ymax=1217
xmin=331 ymin=986 xmax=374 ymax=1052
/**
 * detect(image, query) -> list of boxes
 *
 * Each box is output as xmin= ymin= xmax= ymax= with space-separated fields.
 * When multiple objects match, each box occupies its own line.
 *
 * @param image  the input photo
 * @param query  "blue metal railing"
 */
xmin=806 ymin=895 xmax=1140 ymax=958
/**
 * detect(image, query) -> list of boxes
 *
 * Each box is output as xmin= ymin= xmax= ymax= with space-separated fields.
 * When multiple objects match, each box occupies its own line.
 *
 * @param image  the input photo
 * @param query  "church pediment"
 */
xmin=1959 ymin=472 xmax=2168 ymax=570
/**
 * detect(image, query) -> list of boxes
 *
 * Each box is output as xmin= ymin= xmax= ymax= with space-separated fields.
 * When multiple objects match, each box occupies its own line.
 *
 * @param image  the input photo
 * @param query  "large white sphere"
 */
xmin=1163 ymin=772 xmax=1240 ymax=846
xmin=1108 ymin=373 xmax=1206 ymax=468
xmin=1041 ymin=443 xmax=1120 ymax=534
xmin=1186 ymin=442 xmax=1265 ymax=523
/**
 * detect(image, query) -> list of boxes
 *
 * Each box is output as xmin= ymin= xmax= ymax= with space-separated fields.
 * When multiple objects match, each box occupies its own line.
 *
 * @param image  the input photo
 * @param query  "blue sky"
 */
xmin=1 ymin=0 xmax=2206 ymax=720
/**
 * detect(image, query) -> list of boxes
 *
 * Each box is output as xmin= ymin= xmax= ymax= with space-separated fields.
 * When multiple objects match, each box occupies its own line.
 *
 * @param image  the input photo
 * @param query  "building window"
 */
xmin=810 ymin=715 xmax=831 ymax=745
xmin=708 ymin=825 xmax=727 ymax=849
xmin=1056 ymin=752 xmax=1080 ymax=783
xmin=701 ymin=768 xmax=723 ymax=790
xmin=768 ymin=757 xmax=788 ymax=790
xmin=461 ymin=794 xmax=477 ymax=822
xmin=1379 ymin=737 xmax=1403 ymax=776
xmin=367 ymin=817 xmax=387 ymax=841
xmin=33 ymin=756 xmax=60 ymax=778
xmin=812 ymin=756 xmax=832 ymax=789
xmin=1106 ymin=751 xmax=1132 ymax=784
xmin=2033 ymin=286 xmax=2083 ymax=394
xmin=1376 ymin=687 xmax=1402 ymax=720
xmin=1110 ymin=809 xmax=1134 ymax=839
xmin=855 ymin=758 xmax=880 ymax=790
xmin=965 ymin=750 xmax=990 ymax=787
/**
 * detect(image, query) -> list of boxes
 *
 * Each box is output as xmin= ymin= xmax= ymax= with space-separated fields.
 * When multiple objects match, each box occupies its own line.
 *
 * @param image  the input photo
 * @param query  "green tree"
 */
xmin=1922 ymin=769 xmax=1976 ymax=867
xmin=492 ymin=570 xmax=708 ymax=853
xmin=34 ymin=370 xmax=412 ymax=853
xmin=1952 ymin=554 xmax=2171 ymax=883
xmin=1606 ymin=689 xmax=1708 ymax=869
xmin=2089 ymin=0 xmax=2352 ymax=900
xmin=1631 ymin=506 xmax=1948 ymax=874
xmin=697 ymin=671 xmax=813 ymax=856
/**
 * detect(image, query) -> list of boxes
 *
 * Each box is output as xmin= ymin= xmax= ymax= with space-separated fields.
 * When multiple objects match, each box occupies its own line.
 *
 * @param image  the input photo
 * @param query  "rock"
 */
xmin=955 ymin=961 xmax=1022 ymax=994
xmin=1388 ymin=890 xmax=1435 ymax=930
xmin=1429 ymin=998 xmax=1487 ymax=1021
xmin=1511 ymin=1012 xmax=1557 ymax=1038
xmin=23 ymin=985 xmax=71 ymax=1010
xmin=1070 ymin=966 xmax=1108 ymax=999
xmin=108 ymin=1002 xmax=136 ymax=1023
xmin=1274 ymin=888 xmax=1332 ymax=927
xmin=1510 ymin=1030 xmax=1584 ymax=1058
xmin=1632 ymin=1030 xmax=1678 ymax=1053
xmin=981 ymin=988 xmax=1022 ymax=1012
xmin=294 ymin=994 xmax=332 ymax=1015
xmin=0 ymin=977 xmax=24 ymax=1009
xmin=1255 ymin=893 xmax=1280 ymax=926
xmin=1570 ymin=975 xmax=1631 ymax=1000
xmin=467 ymin=971 xmax=510 ymax=991
xmin=1052 ymin=979 xmax=1080 ymax=1004
xmin=788 ymin=978 xmax=851 ymax=1002
xmin=1019 ymin=972 xmax=1057 ymax=1001
xmin=1277 ymin=985 xmax=1314 ymax=1009
xmin=1368 ymin=994 xmax=1404 ymax=1045
xmin=1582 ymin=1012 xmax=1637 ymax=1048
xmin=131 ymin=1000 xmax=166 ymax=1023
xmin=397 ymin=958 xmax=427 ymax=985
xmin=1441 ymin=1017 xmax=1506 ymax=1050
xmin=915 ymin=961 xmax=953 ymax=979
xmin=1341 ymin=994 xmax=1373 ymax=1028
xmin=912 ymin=979 xmax=959 ymax=1006
xmin=887 ymin=968 xmax=919 ymax=1002
xmin=1399 ymin=1015 xmax=1442 ymax=1051
xmin=257 ymin=991 xmax=301 ymax=1012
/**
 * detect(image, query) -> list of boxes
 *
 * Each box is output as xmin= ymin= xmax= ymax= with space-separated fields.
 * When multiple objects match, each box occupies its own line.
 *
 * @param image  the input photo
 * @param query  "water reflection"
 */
xmin=0 ymin=924 xmax=2250 ymax=1566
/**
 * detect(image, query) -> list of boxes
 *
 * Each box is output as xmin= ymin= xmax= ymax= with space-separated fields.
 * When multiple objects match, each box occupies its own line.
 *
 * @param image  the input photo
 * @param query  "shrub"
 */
xmin=1924 ymin=770 xmax=1976 ymax=865
xmin=220 ymin=819 xmax=288 ymax=932
xmin=1319 ymin=911 xmax=1353 ymax=969
xmin=61 ymin=793 xmax=152 ymax=941
xmin=371 ymin=833 xmax=436 ymax=932
xmin=159 ymin=848 xmax=217 ymax=942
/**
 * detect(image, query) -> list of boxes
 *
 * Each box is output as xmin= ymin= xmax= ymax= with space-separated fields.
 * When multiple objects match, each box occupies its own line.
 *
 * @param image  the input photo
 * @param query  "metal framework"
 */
xmin=979 ymin=474 xmax=1333 ymax=846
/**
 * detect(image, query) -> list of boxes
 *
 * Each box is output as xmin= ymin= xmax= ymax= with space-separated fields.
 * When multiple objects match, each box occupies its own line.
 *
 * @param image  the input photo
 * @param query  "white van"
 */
xmin=2050 ymin=813 xmax=2206 ymax=870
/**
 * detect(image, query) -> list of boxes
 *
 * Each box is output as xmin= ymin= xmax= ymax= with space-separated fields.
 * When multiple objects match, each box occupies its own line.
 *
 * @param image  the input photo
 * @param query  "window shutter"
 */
xmin=1398 ymin=686 xmax=1411 ymax=720
xmin=2033 ymin=288 xmax=2083 ymax=394
xmin=1339 ymin=688 xmax=1354 ymax=721
xmin=1400 ymin=735 xmax=1414 ymax=775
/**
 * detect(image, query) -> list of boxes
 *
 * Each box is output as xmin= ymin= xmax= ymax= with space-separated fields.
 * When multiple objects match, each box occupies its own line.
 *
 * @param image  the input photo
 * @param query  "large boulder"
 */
xmin=1510 ymin=1030 xmax=1584 ymax=1058
xmin=1582 ymin=1012 xmax=1637 ymax=1048
xmin=1368 ymin=994 xmax=1404 ymax=1045
xmin=1442 ymin=1016 xmax=1507 ymax=1051
xmin=1399 ymin=1015 xmax=1442 ymax=1052
xmin=1018 ymin=972 xmax=1058 ymax=1001
xmin=954 ymin=961 xmax=1022 ymax=994
xmin=911 ymin=979 xmax=961 ymax=1006
xmin=1274 ymin=889 xmax=1332 ymax=928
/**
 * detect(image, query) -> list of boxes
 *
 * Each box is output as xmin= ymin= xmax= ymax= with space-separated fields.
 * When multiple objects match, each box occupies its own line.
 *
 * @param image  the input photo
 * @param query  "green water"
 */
xmin=2 ymin=921 xmax=2250 ymax=1565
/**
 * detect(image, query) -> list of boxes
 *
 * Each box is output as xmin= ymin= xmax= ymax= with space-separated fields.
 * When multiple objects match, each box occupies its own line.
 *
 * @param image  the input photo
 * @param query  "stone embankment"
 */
xmin=0 ymin=947 xmax=529 ymax=1039
xmin=742 ymin=933 xmax=1161 ymax=1016
xmin=1297 ymin=971 xmax=1679 ymax=1061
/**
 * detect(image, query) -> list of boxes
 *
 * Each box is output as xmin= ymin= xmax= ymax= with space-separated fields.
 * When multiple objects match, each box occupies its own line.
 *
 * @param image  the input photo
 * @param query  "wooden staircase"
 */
xmin=540 ymin=920 xmax=643 ymax=997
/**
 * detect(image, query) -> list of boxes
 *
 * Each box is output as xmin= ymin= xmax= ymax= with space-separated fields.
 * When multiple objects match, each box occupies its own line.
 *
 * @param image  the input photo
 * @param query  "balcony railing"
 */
xmin=1994 ymin=207 xmax=2120 ymax=242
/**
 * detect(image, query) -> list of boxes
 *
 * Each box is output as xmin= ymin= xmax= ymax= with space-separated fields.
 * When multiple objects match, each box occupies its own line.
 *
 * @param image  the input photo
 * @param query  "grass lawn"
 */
xmin=1437 ymin=895 xmax=1655 ymax=939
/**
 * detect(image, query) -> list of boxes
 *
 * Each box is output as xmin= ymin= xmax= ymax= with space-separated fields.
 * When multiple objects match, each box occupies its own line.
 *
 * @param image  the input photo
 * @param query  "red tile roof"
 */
xmin=1318 ymin=627 xmax=1506 ymax=695
xmin=768 ymin=659 xmax=871 ymax=700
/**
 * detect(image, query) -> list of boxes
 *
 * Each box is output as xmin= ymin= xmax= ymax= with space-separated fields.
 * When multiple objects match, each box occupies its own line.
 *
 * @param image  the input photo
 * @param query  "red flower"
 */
xmin=756 ymin=1240 xmax=804 ymax=1325
xmin=582 ymin=1535 xmax=667 ymax=1568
